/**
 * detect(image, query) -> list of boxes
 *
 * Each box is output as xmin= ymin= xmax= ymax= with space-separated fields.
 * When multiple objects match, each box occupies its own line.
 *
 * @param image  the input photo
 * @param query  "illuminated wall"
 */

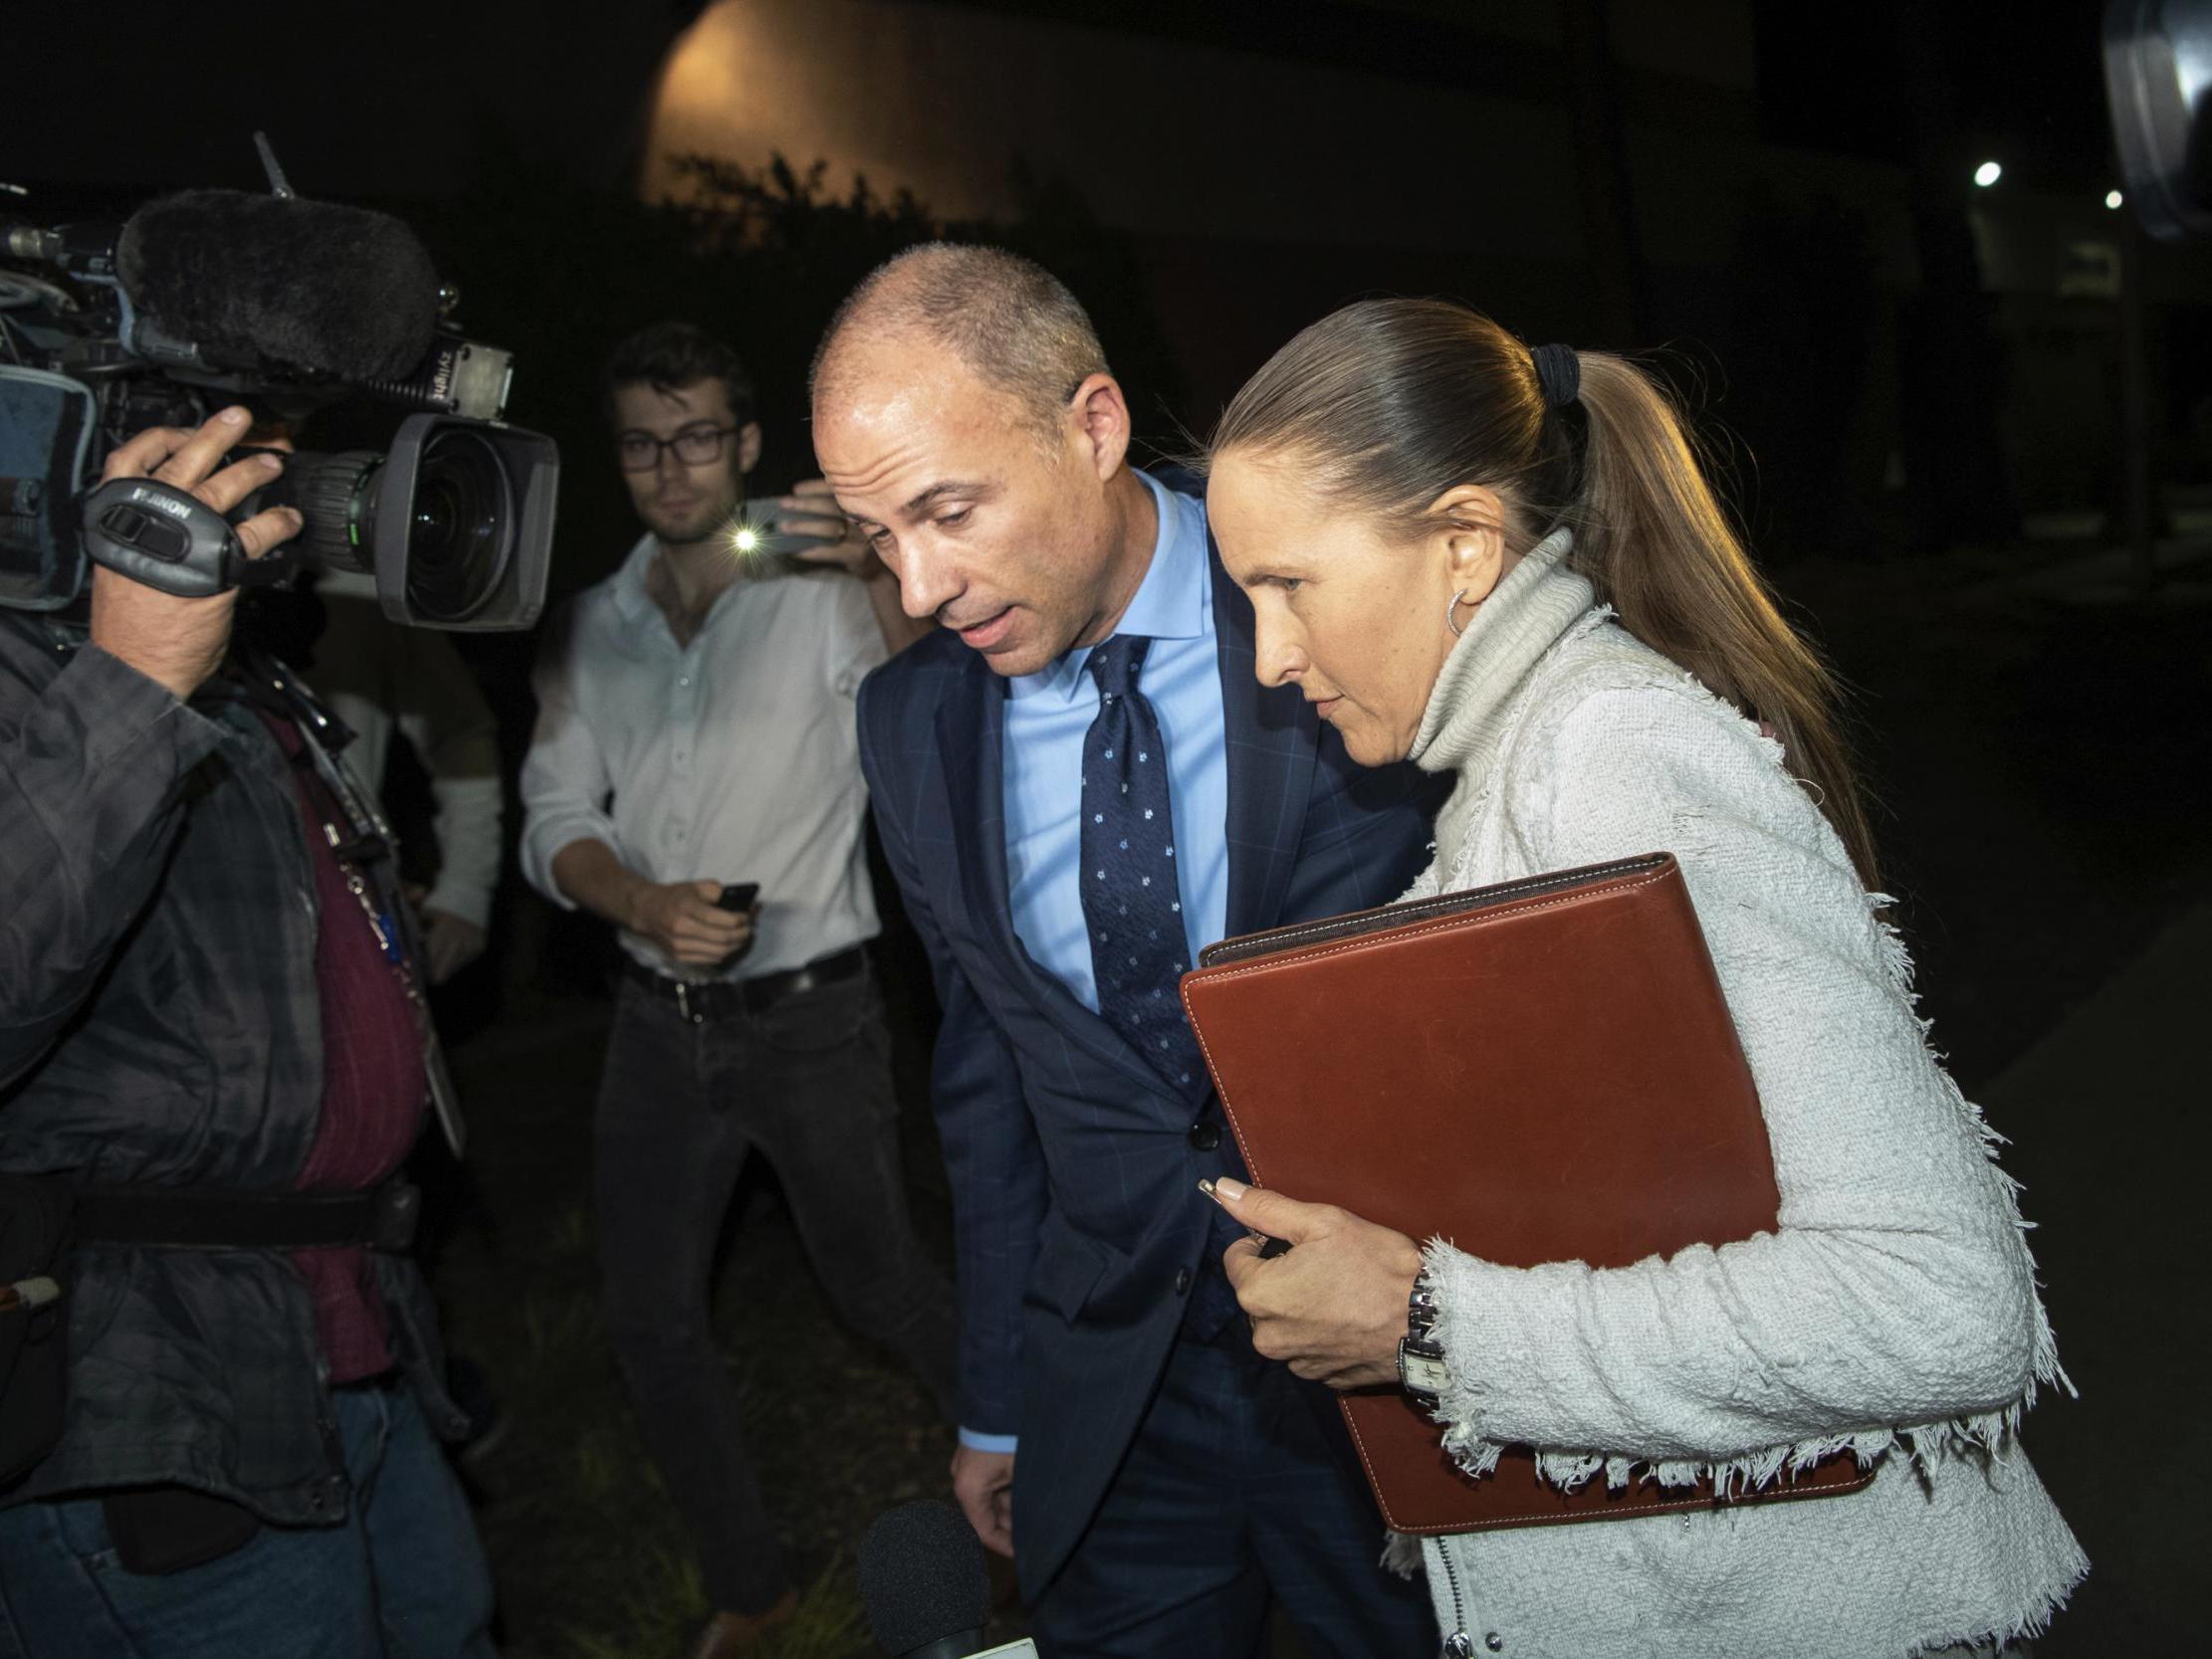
xmin=640 ymin=0 xmax=1589 ymax=251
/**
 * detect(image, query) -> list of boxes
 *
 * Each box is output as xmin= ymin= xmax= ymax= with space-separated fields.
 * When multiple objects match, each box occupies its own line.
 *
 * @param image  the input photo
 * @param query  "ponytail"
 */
xmin=1568 ymin=352 xmax=1880 ymax=889
xmin=1209 ymin=298 xmax=1880 ymax=891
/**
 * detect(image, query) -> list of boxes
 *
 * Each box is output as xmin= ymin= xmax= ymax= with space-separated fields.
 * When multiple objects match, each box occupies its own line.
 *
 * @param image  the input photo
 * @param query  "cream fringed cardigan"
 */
xmin=1397 ymin=530 xmax=2087 ymax=1659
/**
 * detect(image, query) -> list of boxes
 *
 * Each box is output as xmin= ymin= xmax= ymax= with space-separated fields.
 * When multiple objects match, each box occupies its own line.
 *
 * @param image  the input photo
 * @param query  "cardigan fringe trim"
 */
xmin=1414 ymin=659 xmax=2074 ymax=1514
xmin=1901 ymin=1552 xmax=2089 ymax=1657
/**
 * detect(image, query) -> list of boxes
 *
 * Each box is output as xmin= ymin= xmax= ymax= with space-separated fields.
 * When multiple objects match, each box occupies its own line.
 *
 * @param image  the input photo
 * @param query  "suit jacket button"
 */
xmin=1188 ymin=1122 xmax=1220 ymax=1150
xmin=1174 ymin=1267 xmax=1193 ymax=1295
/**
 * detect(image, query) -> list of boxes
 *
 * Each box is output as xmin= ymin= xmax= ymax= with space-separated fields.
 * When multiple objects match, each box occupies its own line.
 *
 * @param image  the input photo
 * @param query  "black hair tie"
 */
xmin=1532 ymin=342 xmax=1581 ymax=409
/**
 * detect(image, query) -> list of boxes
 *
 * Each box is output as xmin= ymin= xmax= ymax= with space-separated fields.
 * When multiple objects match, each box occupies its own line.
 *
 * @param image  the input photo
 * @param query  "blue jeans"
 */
xmin=0 ymin=1380 xmax=496 ymax=1659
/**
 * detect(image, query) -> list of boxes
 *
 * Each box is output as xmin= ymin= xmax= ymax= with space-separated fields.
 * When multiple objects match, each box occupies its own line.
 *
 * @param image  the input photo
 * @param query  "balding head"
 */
xmin=811 ymin=243 xmax=1109 ymax=446
xmin=810 ymin=246 xmax=1155 ymax=678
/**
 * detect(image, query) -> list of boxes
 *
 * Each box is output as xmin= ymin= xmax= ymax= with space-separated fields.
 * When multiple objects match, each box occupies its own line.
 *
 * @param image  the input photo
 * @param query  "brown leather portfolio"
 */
xmin=1180 ymin=853 xmax=1873 ymax=1535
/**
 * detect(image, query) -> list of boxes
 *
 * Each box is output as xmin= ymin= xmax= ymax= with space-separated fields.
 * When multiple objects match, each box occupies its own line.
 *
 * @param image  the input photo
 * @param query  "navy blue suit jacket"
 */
xmin=855 ymin=492 xmax=1441 ymax=1595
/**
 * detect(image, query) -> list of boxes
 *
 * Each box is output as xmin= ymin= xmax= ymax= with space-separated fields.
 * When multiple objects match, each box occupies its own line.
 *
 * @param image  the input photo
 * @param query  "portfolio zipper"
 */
xmin=1199 ymin=852 xmax=1669 ymax=967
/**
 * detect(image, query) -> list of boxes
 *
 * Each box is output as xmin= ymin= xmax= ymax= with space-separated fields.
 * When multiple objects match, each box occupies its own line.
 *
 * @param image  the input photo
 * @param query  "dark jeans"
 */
xmin=1032 ymin=1327 xmax=1435 ymax=1659
xmin=0 ymin=1381 xmax=495 ymax=1659
xmin=594 ymin=963 xmax=957 ymax=1615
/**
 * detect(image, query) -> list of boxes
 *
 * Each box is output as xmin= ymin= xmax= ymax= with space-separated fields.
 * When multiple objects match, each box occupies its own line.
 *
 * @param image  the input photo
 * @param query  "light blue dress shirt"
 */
xmin=959 ymin=473 xmax=1228 ymax=1457
xmin=1003 ymin=472 xmax=1228 ymax=1005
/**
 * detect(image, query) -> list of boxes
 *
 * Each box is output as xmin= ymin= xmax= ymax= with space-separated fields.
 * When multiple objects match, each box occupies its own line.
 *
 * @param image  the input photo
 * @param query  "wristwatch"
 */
xmin=1398 ymin=1269 xmax=1451 ymax=1405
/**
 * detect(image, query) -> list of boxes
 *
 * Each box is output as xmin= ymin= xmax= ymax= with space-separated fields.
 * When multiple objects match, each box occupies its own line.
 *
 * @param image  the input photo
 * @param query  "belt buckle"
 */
xmin=674 ymin=980 xmax=698 ymax=1024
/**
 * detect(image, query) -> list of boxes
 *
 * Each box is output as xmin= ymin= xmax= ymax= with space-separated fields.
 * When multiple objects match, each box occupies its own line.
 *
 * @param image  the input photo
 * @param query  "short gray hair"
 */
xmin=811 ymin=243 xmax=1109 ymax=440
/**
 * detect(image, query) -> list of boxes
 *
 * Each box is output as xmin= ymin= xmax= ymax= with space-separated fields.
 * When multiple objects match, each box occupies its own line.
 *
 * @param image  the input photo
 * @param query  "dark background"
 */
xmin=8 ymin=2 xmax=2206 ymax=1653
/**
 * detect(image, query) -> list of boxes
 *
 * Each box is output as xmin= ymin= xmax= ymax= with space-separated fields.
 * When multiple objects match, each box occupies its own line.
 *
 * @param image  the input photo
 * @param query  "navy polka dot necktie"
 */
xmin=1081 ymin=636 xmax=1206 ymax=1099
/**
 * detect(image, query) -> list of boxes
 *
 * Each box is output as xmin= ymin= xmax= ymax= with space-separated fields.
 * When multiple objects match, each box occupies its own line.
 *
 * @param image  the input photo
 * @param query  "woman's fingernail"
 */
xmin=220 ymin=406 xmax=249 ymax=425
xmin=1197 ymin=1178 xmax=1216 ymax=1197
xmin=1213 ymin=1176 xmax=1247 ymax=1202
xmin=259 ymin=453 xmax=284 ymax=468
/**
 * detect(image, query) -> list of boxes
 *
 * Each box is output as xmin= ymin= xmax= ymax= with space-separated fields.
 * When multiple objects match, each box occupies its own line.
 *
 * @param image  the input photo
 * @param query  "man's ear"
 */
xmin=737 ymin=421 xmax=764 ymax=476
xmin=1068 ymin=373 xmax=1132 ymax=482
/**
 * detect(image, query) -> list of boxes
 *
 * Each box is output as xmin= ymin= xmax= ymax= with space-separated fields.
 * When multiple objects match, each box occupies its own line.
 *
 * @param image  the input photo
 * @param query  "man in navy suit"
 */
xmin=813 ymin=245 xmax=1438 ymax=1657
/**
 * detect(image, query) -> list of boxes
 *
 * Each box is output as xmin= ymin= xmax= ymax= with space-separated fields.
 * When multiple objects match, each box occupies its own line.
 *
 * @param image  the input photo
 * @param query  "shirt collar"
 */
xmin=608 ymin=532 xmax=663 ymax=629
xmin=1012 ymin=471 xmax=1209 ymax=702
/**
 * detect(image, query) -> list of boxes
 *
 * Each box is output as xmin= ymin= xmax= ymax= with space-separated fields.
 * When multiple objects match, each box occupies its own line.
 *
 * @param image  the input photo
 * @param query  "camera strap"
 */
xmin=79 ymin=476 xmax=296 ymax=600
xmin=235 ymin=647 xmax=468 ymax=1158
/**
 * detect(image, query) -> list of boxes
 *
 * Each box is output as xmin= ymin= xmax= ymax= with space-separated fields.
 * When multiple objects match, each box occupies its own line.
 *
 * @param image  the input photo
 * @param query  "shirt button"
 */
xmin=678 ymin=676 xmax=691 ymax=688
xmin=1188 ymin=1122 xmax=1221 ymax=1151
xmin=1485 ymin=1635 xmax=1504 ymax=1652
xmin=1173 ymin=1268 xmax=1193 ymax=1296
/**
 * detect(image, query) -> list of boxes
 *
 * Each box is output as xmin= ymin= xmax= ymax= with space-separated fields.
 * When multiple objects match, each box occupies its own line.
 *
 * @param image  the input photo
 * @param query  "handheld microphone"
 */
xmin=115 ymin=189 xmax=441 ymax=383
xmin=858 ymin=1501 xmax=1036 ymax=1659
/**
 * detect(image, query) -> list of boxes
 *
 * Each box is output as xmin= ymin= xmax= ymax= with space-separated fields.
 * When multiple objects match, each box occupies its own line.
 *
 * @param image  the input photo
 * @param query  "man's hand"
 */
xmin=774 ymin=478 xmax=880 ymax=578
xmin=88 ymin=407 xmax=304 ymax=703
xmin=1210 ymin=1177 xmax=1424 ymax=1390
xmin=624 ymin=878 xmax=755 ymax=967
xmin=951 ymin=1443 xmax=1015 ymax=1558
xmin=420 ymin=909 xmax=489 ymax=984
xmin=777 ymin=476 xmax=934 ymax=655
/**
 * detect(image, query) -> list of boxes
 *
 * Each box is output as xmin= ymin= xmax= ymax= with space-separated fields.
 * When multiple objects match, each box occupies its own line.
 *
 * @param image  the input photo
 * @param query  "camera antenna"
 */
xmin=252 ymin=131 xmax=296 ymax=200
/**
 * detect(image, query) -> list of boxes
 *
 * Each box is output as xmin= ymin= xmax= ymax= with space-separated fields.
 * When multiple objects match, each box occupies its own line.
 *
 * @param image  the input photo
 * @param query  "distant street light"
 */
xmin=2106 ymin=189 xmax=2125 ymax=209
xmin=1974 ymin=160 xmax=2004 ymax=187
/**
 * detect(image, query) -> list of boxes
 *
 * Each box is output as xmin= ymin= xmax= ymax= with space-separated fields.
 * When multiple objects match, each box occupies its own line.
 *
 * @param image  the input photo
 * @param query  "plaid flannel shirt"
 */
xmin=0 ymin=611 xmax=463 ymax=1523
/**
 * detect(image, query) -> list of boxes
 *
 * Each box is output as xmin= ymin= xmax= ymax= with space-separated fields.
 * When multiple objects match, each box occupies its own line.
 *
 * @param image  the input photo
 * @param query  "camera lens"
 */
xmin=401 ymin=427 xmax=514 ymax=623
xmin=257 ymin=449 xmax=379 ymax=569
xmin=241 ymin=419 xmax=536 ymax=625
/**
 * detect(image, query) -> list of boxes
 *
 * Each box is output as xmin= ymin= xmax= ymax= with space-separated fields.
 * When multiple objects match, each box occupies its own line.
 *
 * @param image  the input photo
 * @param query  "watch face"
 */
xmin=1399 ymin=1343 xmax=1453 ymax=1398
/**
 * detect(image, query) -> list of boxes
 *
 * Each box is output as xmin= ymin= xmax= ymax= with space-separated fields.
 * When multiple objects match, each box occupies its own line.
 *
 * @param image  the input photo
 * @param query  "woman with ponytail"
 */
xmin=1198 ymin=299 xmax=2084 ymax=1659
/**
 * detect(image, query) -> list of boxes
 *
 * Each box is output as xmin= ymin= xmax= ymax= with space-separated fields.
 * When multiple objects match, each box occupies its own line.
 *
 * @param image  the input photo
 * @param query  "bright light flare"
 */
xmin=729 ymin=524 xmax=761 ymax=555
xmin=1973 ymin=160 xmax=2003 ymax=188
xmin=2105 ymin=189 xmax=2124 ymax=210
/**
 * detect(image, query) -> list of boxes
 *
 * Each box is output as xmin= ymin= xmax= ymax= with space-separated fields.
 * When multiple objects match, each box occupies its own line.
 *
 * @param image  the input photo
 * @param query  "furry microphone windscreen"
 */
xmin=117 ymin=190 xmax=441 ymax=383
xmin=858 ymin=1499 xmax=992 ymax=1656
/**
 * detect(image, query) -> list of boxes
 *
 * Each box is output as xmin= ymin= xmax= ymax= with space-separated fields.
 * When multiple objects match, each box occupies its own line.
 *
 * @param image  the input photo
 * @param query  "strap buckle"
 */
xmin=369 ymin=1181 xmax=422 ymax=1253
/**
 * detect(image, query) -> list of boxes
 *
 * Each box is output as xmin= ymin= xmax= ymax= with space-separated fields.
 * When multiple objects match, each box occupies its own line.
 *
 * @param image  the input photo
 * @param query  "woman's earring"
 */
xmin=1444 ymin=588 xmax=1470 ymax=637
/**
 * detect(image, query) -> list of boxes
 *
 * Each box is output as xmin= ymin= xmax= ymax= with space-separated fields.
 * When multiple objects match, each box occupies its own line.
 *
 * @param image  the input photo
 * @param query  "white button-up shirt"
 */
xmin=521 ymin=534 xmax=885 ymax=979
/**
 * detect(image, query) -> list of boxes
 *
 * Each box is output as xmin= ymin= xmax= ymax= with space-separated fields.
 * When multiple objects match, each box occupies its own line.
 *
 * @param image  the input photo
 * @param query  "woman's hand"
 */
xmin=1210 ymin=1177 xmax=1425 ymax=1390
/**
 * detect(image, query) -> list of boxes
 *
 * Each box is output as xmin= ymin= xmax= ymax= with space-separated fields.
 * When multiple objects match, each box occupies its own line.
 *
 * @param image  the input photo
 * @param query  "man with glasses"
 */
xmin=520 ymin=321 xmax=953 ymax=1659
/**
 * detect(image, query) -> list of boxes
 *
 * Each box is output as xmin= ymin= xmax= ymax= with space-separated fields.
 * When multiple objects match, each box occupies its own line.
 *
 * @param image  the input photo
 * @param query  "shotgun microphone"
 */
xmin=115 ymin=189 xmax=440 ymax=382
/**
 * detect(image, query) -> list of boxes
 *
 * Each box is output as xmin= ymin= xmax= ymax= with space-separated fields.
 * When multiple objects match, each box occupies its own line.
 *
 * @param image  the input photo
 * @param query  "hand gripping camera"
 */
xmin=1 ymin=167 xmax=555 ymax=630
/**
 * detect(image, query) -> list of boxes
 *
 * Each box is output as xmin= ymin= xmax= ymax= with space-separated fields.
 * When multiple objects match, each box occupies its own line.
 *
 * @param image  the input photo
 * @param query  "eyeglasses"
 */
xmin=616 ymin=424 xmax=743 ymax=473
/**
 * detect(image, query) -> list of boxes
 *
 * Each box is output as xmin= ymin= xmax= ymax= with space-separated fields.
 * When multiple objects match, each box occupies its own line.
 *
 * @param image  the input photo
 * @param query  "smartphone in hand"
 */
xmin=716 ymin=882 xmax=760 ymax=914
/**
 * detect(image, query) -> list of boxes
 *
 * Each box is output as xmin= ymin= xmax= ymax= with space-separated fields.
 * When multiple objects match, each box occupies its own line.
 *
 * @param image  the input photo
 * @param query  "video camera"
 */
xmin=1 ymin=158 xmax=555 ymax=630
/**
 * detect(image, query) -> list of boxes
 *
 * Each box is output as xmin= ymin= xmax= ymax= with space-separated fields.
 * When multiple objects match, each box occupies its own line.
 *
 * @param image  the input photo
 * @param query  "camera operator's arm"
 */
xmin=0 ymin=410 xmax=301 ymax=1084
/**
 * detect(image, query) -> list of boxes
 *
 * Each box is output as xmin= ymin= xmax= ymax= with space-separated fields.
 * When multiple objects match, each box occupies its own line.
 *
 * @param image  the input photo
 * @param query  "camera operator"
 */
xmin=0 ymin=409 xmax=497 ymax=1657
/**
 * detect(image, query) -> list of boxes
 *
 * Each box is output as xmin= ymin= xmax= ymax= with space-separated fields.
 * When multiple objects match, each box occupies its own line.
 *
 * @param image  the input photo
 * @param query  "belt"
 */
xmin=71 ymin=1180 xmax=422 ymax=1252
xmin=621 ymin=944 xmax=869 ymax=1023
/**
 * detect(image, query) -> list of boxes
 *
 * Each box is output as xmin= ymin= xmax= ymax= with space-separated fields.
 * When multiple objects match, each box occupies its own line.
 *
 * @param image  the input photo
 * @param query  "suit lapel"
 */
xmin=1213 ymin=546 xmax=1317 ymax=938
xmin=935 ymin=663 xmax=1171 ymax=1099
